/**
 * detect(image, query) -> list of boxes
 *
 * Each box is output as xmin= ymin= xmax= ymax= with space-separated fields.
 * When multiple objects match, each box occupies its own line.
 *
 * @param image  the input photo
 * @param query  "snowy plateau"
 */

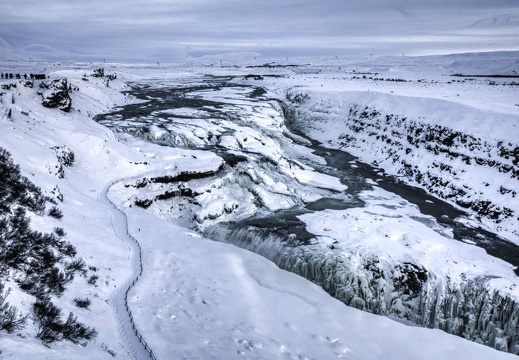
xmin=0 ymin=52 xmax=518 ymax=360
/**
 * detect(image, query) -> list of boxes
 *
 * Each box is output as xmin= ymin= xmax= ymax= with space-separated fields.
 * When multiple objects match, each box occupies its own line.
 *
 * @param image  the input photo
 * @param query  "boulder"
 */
xmin=38 ymin=78 xmax=72 ymax=112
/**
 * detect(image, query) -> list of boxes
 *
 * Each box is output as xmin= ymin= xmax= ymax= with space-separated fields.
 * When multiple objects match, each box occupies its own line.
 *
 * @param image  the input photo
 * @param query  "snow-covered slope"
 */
xmin=0 ymin=56 xmax=518 ymax=359
xmin=0 ymin=66 xmax=149 ymax=358
xmin=285 ymin=89 xmax=519 ymax=243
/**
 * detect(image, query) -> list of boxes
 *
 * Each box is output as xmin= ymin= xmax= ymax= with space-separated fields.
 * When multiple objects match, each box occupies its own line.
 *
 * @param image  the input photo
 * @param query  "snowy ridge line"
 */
xmin=101 ymin=180 xmax=158 ymax=360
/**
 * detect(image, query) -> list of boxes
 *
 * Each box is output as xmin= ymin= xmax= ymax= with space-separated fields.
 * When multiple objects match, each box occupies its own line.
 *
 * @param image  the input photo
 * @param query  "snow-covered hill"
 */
xmin=0 ymin=65 xmax=146 ymax=358
xmin=0 ymin=55 xmax=518 ymax=359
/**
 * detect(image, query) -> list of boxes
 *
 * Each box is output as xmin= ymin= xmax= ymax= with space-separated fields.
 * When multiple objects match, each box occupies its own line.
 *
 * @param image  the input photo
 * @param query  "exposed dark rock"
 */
xmin=134 ymin=198 xmax=153 ymax=208
xmin=91 ymin=68 xmax=104 ymax=78
xmin=244 ymin=74 xmax=264 ymax=80
xmin=50 ymin=146 xmax=75 ymax=167
xmin=38 ymin=79 xmax=72 ymax=112
xmin=1 ymin=83 xmax=16 ymax=90
xmin=297 ymin=101 xmax=518 ymax=224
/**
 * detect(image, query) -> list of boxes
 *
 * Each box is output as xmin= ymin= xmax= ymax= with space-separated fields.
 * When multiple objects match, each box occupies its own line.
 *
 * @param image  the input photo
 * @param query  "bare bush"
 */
xmin=48 ymin=206 xmax=63 ymax=219
xmin=73 ymin=297 xmax=91 ymax=309
xmin=0 ymin=283 xmax=27 ymax=333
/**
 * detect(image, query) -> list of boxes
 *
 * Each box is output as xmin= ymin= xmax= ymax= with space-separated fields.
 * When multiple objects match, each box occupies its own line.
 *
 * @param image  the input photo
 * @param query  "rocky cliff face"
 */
xmin=38 ymin=79 xmax=72 ymax=112
xmin=342 ymin=105 xmax=516 ymax=217
xmin=287 ymin=91 xmax=519 ymax=241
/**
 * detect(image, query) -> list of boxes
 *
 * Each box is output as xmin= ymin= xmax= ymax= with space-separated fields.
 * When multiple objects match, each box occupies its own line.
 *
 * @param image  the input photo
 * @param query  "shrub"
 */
xmin=18 ymin=265 xmax=74 ymax=298
xmin=40 ymin=267 xmax=68 ymax=296
xmin=33 ymin=298 xmax=97 ymax=344
xmin=0 ymin=283 xmax=27 ymax=333
xmin=87 ymin=275 xmax=99 ymax=286
xmin=102 ymin=343 xmax=117 ymax=357
xmin=1 ymin=206 xmax=81 ymax=297
xmin=33 ymin=299 xmax=63 ymax=343
xmin=73 ymin=297 xmax=91 ymax=309
xmin=0 ymin=147 xmax=46 ymax=214
xmin=65 ymin=258 xmax=87 ymax=277
xmin=54 ymin=227 xmax=66 ymax=237
xmin=0 ymin=147 xmax=95 ymax=344
xmin=48 ymin=206 xmax=63 ymax=219
xmin=59 ymin=242 xmax=77 ymax=257
xmin=62 ymin=312 xmax=97 ymax=344
xmin=18 ymin=275 xmax=47 ymax=298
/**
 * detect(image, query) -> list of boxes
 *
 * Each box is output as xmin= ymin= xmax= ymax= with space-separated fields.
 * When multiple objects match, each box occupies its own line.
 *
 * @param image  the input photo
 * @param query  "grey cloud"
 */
xmin=1 ymin=0 xmax=518 ymax=62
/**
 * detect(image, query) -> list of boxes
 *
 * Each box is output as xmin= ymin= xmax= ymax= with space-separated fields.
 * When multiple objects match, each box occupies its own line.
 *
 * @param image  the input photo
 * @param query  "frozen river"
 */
xmin=96 ymin=77 xmax=519 ymax=273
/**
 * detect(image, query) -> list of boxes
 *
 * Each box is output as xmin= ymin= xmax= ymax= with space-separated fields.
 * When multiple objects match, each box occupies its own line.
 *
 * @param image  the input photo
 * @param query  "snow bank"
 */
xmin=117 ymin=205 xmax=518 ymax=360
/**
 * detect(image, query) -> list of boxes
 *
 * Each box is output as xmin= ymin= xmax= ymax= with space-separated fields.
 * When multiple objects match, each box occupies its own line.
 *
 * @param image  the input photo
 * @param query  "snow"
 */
xmin=1 ymin=68 xmax=141 ymax=359
xmin=120 ymin=206 xmax=518 ymax=360
xmin=0 ymin=53 xmax=518 ymax=359
xmin=288 ymin=87 xmax=519 ymax=241
xmin=243 ymin=53 xmax=519 ymax=243
xmin=299 ymin=186 xmax=517 ymax=288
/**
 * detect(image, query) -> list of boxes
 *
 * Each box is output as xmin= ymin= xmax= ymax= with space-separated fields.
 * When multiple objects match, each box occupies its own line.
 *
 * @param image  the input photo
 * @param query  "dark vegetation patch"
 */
xmin=0 ymin=283 xmax=27 ymax=333
xmin=451 ymin=73 xmax=519 ymax=78
xmin=0 ymin=148 xmax=46 ymax=214
xmin=33 ymin=299 xmax=97 ymax=344
xmin=0 ymin=147 xmax=96 ymax=344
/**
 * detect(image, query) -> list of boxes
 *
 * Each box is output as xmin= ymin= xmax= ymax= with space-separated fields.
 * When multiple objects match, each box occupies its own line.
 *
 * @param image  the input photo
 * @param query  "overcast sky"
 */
xmin=1 ymin=0 xmax=518 ymax=62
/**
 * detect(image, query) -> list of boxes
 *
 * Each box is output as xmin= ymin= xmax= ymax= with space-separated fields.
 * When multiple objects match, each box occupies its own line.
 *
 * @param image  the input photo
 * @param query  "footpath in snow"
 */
xmin=100 ymin=181 xmax=157 ymax=360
